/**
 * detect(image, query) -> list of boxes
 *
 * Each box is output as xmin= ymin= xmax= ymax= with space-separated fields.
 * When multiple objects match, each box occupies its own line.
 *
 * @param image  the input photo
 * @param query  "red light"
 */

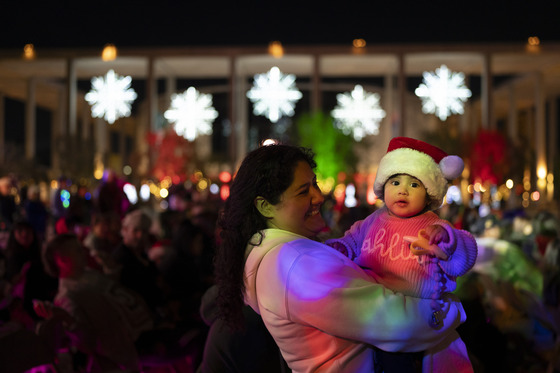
xmin=220 ymin=185 xmax=230 ymax=200
xmin=219 ymin=171 xmax=232 ymax=183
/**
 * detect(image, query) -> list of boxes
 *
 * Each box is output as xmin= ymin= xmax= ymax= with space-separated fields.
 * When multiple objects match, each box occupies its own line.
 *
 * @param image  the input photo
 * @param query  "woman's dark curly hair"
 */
xmin=214 ymin=144 xmax=316 ymax=330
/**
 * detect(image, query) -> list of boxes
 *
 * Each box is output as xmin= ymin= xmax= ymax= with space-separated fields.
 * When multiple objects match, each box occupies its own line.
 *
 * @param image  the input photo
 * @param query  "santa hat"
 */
xmin=374 ymin=137 xmax=464 ymax=210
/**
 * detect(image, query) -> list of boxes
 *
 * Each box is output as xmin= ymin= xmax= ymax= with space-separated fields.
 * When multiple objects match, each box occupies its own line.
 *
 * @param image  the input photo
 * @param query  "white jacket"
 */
xmin=244 ymin=228 xmax=466 ymax=373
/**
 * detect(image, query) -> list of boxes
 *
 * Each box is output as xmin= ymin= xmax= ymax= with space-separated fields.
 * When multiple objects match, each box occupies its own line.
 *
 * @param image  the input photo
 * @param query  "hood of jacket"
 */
xmin=243 ymin=228 xmax=307 ymax=313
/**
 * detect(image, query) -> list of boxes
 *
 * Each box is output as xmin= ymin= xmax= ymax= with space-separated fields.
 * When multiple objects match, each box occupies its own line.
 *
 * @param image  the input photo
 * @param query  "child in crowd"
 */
xmin=34 ymin=233 xmax=151 ymax=372
xmin=327 ymin=137 xmax=478 ymax=373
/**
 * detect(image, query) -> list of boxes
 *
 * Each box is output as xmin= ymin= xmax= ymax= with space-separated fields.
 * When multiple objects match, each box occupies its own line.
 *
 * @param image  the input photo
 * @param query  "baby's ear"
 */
xmin=254 ymin=196 xmax=274 ymax=218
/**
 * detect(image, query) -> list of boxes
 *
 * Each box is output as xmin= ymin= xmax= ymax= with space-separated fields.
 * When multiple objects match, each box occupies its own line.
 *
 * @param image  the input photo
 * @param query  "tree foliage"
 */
xmin=295 ymin=111 xmax=355 ymax=180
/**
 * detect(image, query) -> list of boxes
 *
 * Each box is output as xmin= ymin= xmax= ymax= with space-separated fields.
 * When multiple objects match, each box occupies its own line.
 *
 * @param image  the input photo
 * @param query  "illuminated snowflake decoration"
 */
xmin=331 ymin=85 xmax=386 ymax=141
xmin=247 ymin=66 xmax=302 ymax=123
xmin=415 ymin=65 xmax=472 ymax=121
xmin=85 ymin=69 xmax=137 ymax=124
xmin=164 ymin=87 xmax=218 ymax=141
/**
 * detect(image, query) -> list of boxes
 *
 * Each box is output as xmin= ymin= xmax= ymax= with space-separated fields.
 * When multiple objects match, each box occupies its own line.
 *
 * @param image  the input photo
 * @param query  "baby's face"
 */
xmin=384 ymin=174 xmax=429 ymax=218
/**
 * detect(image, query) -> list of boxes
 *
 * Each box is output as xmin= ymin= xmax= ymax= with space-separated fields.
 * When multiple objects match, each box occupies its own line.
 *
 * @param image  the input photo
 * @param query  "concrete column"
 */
xmin=67 ymin=58 xmax=77 ymax=137
xmin=383 ymin=74 xmax=394 ymax=146
xmin=535 ymin=72 xmax=546 ymax=195
xmin=396 ymin=53 xmax=405 ymax=137
xmin=81 ymin=101 xmax=90 ymax=141
xmin=311 ymin=54 xmax=321 ymax=112
xmin=234 ymin=60 xmax=249 ymax=167
xmin=228 ymin=57 xmax=236 ymax=162
xmin=25 ymin=77 xmax=36 ymax=160
xmin=459 ymin=76 xmax=471 ymax=136
xmin=548 ymin=97 xmax=557 ymax=202
xmin=507 ymin=85 xmax=518 ymax=144
xmin=147 ymin=57 xmax=157 ymax=132
xmin=0 ymin=93 xmax=4 ymax=164
xmin=94 ymin=116 xmax=107 ymax=164
xmin=51 ymin=87 xmax=67 ymax=175
xmin=166 ymin=76 xmax=176 ymax=105
xmin=481 ymin=53 xmax=494 ymax=130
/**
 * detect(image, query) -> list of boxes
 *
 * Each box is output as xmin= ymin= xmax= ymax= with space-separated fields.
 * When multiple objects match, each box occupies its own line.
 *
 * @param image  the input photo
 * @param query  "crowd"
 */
xmin=0 ymin=139 xmax=558 ymax=372
xmin=0 ymin=173 xmax=216 ymax=373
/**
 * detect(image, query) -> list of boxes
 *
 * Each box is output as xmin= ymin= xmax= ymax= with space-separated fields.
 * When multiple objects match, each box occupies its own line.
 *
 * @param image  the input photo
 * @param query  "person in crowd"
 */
xmin=94 ymin=169 xmax=129 ymax=219
xmin=51 ymin=176 xmax=70 ymax=224
xmin=108 ymin=209 xmax=166 ymax=319
xmin=33 ymin=233 xmax=143 ymax=372
xmin=213 ymin=143 xmax=466 ymax=373
xmin=82 ymin=211 xmax=119 ymax=273
xmin=22 ymin=184 xmax=49 ymax=241
xmin=156 ymin=216 xmax=215 ymax=328
xmin=327 ymin=137 xmax=477 ymax=372
xmin=0 ymin=176 xmax=16 ymax=230
xmin=196 ymin=284 xmax=289 ymax=373
xmin=4 ymin=220 xmax=58 ymax=327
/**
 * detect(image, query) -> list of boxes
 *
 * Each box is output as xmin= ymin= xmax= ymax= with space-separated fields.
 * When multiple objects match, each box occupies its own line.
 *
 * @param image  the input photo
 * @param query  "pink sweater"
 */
xmin=329 ymin=209 xmax=477 ymax=299
xmin=326 ymin=208 xmax=478 ymax=372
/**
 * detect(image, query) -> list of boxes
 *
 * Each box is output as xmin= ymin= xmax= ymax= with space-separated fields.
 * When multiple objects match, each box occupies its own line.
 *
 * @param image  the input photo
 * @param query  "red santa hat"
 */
xmin=374 ymin=137 xmax=464 ymax=210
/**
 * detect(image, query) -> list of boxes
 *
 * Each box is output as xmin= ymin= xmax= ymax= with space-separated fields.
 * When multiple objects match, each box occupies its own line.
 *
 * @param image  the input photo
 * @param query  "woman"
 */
xmin=214 ymin=144 xmax=466 ymax=373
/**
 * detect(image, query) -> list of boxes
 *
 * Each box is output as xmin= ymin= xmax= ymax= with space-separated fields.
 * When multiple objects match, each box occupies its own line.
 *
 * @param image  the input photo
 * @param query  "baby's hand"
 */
xmin=405 ymin=226 xmax=449 ymax=260
xmin=332 ymin=242 xmax=350 ymax=257
xmin=326 ymin=240 xmax=350 ymax=257
xmin=425 ymin=225 xmax=450 ymax=246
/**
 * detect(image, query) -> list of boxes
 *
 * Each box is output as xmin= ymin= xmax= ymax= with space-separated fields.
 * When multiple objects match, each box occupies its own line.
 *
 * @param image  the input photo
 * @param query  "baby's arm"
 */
xmin=325 ymin=210 xmax=380 ymax=260
xmin=430 ymin=222 xmax=478 ymax=277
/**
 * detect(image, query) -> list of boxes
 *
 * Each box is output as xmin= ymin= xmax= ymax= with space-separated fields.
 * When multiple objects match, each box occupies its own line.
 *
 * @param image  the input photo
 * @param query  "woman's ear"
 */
xmin=254 ymin=196 xmax=274 ymax=218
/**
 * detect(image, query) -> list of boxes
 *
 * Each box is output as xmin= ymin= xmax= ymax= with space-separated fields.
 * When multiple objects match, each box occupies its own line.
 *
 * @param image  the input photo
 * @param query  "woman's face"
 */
xmin=266 ymin=161 xmax=326 ymax=239
xmin=384 ymin=174 xmax=428 ymax=218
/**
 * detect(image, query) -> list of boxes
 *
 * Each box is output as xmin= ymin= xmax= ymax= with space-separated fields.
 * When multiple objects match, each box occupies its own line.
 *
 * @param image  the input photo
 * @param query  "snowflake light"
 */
xmin=164 ymin=87 xmax=218 ymax=141
xmin=85 ymin=69 xmax=137 ymax=124
xmin=415 ymin=65 xmax=472 ymax=121
xmin=331 ymin=85 xmax=386 ymax=141
xmin=247 ymin=66 xmax=302 ymax=123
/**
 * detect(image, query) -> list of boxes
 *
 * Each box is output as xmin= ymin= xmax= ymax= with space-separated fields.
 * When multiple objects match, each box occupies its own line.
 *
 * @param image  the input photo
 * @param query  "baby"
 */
xmin=327 ymin=137 xmax=477 ymax=373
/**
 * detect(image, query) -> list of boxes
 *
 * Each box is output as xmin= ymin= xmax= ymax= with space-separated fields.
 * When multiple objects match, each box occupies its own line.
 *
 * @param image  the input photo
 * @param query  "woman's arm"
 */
xmin=262 ymin=239 xmax=465 ymax=352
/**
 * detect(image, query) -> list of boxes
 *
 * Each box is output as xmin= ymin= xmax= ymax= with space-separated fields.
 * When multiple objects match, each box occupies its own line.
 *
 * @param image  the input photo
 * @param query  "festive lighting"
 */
xmin=262 ymin=138 xmax=278 ymax=146
xmin=140 ymin=184 xmax=151 ymax=201
xmin=247 ymin=66 xmax=302 ymax=123
xmin=220 ymin=185 xmax=230 ymax=200
xmin=344 ymin=184 xmax=357 ymax=208
xmin=331 ymin=85 xmax=386 ymax=141
xmin=446 ymin=185 xmax=462 ymax=204
xmin=85 ymin=69 xmax=137 ymax=124
xmin=268 ymin=41 xmax=284 ymax=58
xmin=123 ymin=183 xmax=138 ymax=204
xmin=164 ymin=87 xmax=218 ymax=141
xmin=415 ymin=65 xmax=471 ymax=121
xmin=528 ymin=36 xmax=540 ymax=46
xmin=209 ymin=184 xmax=219 ymax=194
xmin=101 ymin=43 xmax=117 ymax=61
xmin=23 ymin=44 xmax=35 ymax=60
xmin=219 ymin=171 xmax=231 ymax=183
xmin=353 ymin=39 xmax=366 ymax=48
xmin=60 ymin=189 xmax=70 ymax=209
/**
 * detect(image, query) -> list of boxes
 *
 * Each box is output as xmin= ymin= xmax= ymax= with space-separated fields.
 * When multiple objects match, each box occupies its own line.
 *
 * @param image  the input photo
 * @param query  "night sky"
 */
xmin=1 ymin=1 xmax=560 ymax=49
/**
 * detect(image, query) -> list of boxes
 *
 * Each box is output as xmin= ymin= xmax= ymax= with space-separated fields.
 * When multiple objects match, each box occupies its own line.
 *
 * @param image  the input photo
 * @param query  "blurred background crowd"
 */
xmin=0 ymin=166 xmax=558 ymax=373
